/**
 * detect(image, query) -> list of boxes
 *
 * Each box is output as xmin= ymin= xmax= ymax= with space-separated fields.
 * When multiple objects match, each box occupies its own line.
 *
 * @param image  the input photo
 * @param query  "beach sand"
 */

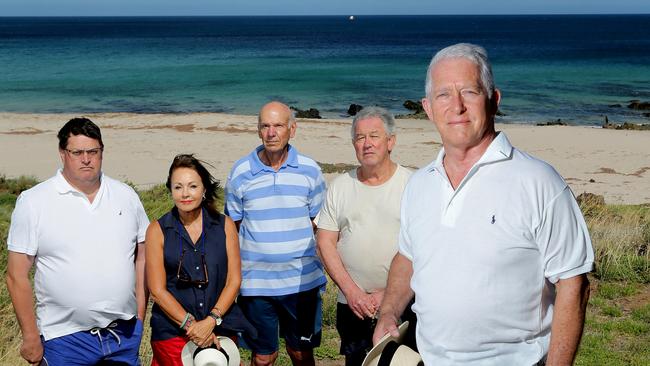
xmin=1 ymin=112 xmax=649 ymax=204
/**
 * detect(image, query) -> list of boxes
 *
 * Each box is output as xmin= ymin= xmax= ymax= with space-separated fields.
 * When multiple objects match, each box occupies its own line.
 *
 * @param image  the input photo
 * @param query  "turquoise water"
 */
xmin=1 ymin=15 xmax=649 ymax=125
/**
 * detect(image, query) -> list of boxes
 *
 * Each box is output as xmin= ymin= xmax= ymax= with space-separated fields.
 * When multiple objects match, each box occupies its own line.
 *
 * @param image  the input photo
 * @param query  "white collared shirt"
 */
xmin=399 ymin=132 xmax=593 ymax=365
xmin=8 ymin=169 xmax=149 ymax=340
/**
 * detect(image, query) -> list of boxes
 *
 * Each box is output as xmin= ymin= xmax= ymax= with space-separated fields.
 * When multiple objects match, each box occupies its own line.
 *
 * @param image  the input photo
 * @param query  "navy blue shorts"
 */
xmin=238 ymin=287 xmax=322 ymax=355
xmin=41 ymin=317 xmax=143 ymax=366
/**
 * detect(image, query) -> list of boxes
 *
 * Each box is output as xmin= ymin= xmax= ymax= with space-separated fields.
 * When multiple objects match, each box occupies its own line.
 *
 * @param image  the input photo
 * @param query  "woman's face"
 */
xmin=170 ymin=167 xmax=206 ymax=214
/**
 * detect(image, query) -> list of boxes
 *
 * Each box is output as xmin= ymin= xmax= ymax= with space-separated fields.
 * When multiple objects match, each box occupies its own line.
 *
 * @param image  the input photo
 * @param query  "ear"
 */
xmin=59 ymin=148 xmax=66 ymax=164
xmin=491 ymin=88 xmax=501 ymax=114
xmin=387 ymin=134 xmax=396 ymax=153
xmin=422 ymin=97 xmax=434 ymax=122
xmin=289 ymin=121 xmax=297 ymax=138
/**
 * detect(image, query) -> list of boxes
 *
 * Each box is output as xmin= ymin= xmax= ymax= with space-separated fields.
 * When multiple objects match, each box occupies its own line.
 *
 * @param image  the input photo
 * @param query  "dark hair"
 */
xmin=57 ymin=117 xmax=104 ymax=150
xmin=166 ymin=154 xmax=221 ymax=219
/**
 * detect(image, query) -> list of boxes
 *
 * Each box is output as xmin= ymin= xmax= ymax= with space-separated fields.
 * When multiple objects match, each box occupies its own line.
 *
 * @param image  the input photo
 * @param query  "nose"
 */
xmin=80 ymin=151 xmax=92 ymax=164
xmin=267 ymin=125 xmax=277 ymax=137
xmin=363 ymin=136 xmax=373 ymax=149
xmin=450 ymin=91 xmax=467 ymax=114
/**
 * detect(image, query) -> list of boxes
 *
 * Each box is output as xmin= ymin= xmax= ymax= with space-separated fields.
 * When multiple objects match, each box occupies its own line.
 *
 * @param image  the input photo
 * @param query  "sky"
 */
xmin=1 ymin=0 xmax=649 ymax=16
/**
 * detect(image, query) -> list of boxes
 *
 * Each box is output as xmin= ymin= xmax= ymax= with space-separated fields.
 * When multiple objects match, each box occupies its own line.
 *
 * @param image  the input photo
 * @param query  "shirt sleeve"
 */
xmin=224 ymin=170 xmax=244 ymax=221
xmin=7 ymin=193 xmax=39 ymax=255
xmin=133 ymin=195 xmax=149 ymax=243
xmin=397 ymin=184 xmax=414 ymax=261
xmin=537 ymin=186 xmax=594 ymax=283
xmin=316 ymin=180 xmax=339 ymax=231
xmin=308 ymin=167 xmax=327 ymax=219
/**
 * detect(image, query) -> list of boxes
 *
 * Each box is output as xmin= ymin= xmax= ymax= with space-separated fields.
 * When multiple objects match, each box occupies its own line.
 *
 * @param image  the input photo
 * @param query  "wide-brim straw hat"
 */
xmin=361 ymin=321 xmax=422 ymax=366
xmin=181 ymin=337 xmax=241 ymax=366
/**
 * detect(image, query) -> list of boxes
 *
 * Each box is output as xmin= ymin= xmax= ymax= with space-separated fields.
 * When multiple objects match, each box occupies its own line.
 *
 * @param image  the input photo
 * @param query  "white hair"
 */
xmin=350 ymin=106 xmax=395 ymax=139
xmin=425 ymin=43 xmax=495 ymax=99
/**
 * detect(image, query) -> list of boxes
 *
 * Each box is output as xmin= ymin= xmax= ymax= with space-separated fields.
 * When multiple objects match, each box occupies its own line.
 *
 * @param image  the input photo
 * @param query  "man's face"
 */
xmin=258 ymin=105 xmax=296 ymax=154
xmin=422 ymin=58 xmax=500 ymax=151
xmin=59 ymin=134 xmax=103 ymax=186
xmin=353 ymin=117 xmax=395 ymax=169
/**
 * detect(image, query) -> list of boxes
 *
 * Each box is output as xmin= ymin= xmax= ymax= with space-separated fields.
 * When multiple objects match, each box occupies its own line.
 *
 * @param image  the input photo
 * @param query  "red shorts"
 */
xmin=151 ymin=336 xmax=188 ymax=366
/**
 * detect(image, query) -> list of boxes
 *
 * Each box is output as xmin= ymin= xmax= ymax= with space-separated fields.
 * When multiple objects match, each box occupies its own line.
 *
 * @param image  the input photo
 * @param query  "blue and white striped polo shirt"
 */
xmin=225 ymin=144 xmax=327 ymax=296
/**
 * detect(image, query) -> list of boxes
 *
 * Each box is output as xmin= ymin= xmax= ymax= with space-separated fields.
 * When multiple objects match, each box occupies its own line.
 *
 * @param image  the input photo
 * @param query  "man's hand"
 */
xmin=345 ymin=288 xmax=378 ymax=320
xmin=372 ymin=311 xmax=400 ymax=345
xmin=368 ymin=289 xmax=385 ymax=313
xmin=186 ymin=318 xmax=216 ymax=348
xmin=20 ymin=334 xmax=43 ymax=365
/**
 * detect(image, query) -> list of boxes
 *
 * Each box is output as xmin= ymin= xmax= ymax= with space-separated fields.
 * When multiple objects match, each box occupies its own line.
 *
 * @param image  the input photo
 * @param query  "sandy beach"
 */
xmin=1 ymin=112 xmax=649 ymax=205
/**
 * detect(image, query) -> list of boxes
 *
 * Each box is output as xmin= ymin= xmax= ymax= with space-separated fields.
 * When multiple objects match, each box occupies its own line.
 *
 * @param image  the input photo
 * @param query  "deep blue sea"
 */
xmin=1 ymin=15 xmax=649 ymax=125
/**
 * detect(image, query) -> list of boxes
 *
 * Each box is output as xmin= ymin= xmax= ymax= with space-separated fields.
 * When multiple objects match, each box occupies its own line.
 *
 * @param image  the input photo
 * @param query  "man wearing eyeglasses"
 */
xmin=225 ymin=101 xmax=327 ymax=366
xmin=6 ymin=117 xmax=149 ymax=365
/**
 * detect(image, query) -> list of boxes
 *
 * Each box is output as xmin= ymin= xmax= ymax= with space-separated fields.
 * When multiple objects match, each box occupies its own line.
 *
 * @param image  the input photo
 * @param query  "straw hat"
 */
xmin=361 ymin=321 xmax=422 ymax=366
xmin=181 ymin=337 xmax=241 ymax=366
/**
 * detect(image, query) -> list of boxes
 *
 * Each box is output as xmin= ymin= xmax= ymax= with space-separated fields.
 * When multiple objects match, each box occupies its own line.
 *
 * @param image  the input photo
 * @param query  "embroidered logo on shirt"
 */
xmin=491 ymin=215 xmax=496 ymax=224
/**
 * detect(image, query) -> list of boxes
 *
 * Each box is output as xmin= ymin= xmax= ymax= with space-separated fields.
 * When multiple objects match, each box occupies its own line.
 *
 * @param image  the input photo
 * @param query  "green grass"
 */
xmin=1 ymin=176 xmax=650 ymax=365
xmin=578 ymin=278 xmax=650 ymax=365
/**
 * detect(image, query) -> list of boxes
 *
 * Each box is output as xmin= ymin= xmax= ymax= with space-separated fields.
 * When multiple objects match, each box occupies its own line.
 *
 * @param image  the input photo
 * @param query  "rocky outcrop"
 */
xmin=347 ymin=104 xmax=363 ymax=116
xmin=403 ymin=100 xmax=424 ymax=113
xmin=628 ymin=100 xmax=650 ymax=110
xmin=536 ymin=119 xmax=567 ymax=126
xmin=291 ymin=107 xmax=321 ymax=119
xmin=602 ymin=121 xmax=650 ymax=130
xmin=576 ymin=192 xmax=605 ymax=216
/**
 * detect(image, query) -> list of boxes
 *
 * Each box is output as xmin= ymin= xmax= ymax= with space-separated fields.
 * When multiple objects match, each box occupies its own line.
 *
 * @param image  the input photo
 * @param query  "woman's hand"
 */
xmin=186 ymin=317 xmax=216 ymax=347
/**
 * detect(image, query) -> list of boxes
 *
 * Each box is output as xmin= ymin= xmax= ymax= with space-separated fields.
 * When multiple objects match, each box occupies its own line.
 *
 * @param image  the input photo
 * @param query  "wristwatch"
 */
xmin=208 ymin=311 xmax=223 ymax=326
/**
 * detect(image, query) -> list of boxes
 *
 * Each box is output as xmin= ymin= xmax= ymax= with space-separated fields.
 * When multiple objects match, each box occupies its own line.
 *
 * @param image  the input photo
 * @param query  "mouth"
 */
xmin=179 ymin=200 xmax=194 ymax=204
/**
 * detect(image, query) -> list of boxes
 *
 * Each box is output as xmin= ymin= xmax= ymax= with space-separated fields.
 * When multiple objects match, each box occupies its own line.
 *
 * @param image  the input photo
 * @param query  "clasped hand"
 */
xmin=186 ymin=318 xmax=220 ymax=348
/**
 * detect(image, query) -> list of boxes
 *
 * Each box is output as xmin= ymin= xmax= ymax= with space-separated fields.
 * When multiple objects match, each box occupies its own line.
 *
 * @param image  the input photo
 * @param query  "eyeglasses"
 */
xmin=176 ymin=249 xmax=209 ymax=286
xmin=65 ymin=147 xmax=103 ymax=158
xmin=175 ymin=216 xmax=208 ymax=286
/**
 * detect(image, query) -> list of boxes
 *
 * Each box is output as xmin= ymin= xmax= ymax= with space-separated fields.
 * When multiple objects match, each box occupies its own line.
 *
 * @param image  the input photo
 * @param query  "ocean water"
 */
xmin=1 ymin=15 xmax=649 ymax=125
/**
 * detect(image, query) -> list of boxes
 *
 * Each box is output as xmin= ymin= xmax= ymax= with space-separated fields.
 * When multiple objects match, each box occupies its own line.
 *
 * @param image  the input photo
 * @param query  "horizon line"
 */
xmin=1 ymin=13 xmax=649 ymax=17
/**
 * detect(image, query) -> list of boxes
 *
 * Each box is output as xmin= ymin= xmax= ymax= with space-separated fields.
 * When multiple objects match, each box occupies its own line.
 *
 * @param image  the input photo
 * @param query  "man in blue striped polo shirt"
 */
xmin=225 ymin=101 xmax=327 ymax=366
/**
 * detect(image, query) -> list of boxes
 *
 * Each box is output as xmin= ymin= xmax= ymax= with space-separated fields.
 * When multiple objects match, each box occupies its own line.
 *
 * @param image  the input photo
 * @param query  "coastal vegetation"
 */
xmin=0 ymin=175 xmax=648 ymax=365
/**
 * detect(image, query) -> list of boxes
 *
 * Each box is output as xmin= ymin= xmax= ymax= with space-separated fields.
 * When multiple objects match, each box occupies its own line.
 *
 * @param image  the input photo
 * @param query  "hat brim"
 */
xmin=361 ymin=321 xmax=410 ymax=366
xmin=180 ymin=337 xmax=241 ymax=366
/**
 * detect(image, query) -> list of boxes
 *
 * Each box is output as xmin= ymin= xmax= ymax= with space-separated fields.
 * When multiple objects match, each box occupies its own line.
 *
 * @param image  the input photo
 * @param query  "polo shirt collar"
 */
xmin=428 ymin=131 xmax=513 ymax=176
xmin=53 ymin=168 xmax=105 ymax=195
xmin=249 ymin=144 xmax=299 ymax=175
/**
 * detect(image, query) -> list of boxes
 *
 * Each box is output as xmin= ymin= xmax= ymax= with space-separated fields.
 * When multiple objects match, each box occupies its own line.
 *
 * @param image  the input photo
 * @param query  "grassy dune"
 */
xmin=0 ymin=176 xmax=648 ymax=365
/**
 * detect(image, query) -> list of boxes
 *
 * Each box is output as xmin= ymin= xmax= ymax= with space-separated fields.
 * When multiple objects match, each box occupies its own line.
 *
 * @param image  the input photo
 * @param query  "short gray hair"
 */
xmin=351 ymin=106 xmax=395 ymax=139
xmin=425 ymin=43 xmax=495 ymax=99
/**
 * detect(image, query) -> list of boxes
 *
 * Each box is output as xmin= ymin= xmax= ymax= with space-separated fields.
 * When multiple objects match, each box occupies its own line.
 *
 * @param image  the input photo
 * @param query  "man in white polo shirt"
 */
xmin=373 ymin=44 xmax=593 ymax=365
xmin=316 ymin=106 xmax=414 ymax=366
xmin=6 ymin=118 xmax=149 ymax=365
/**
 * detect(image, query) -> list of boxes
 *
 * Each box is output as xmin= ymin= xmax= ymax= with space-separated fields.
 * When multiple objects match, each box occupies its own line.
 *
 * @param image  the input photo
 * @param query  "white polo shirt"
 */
xmin=7 ymin=170 xmax=149 ymax=340
xmin=399 ymin=132 xmax=593 ymax=365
